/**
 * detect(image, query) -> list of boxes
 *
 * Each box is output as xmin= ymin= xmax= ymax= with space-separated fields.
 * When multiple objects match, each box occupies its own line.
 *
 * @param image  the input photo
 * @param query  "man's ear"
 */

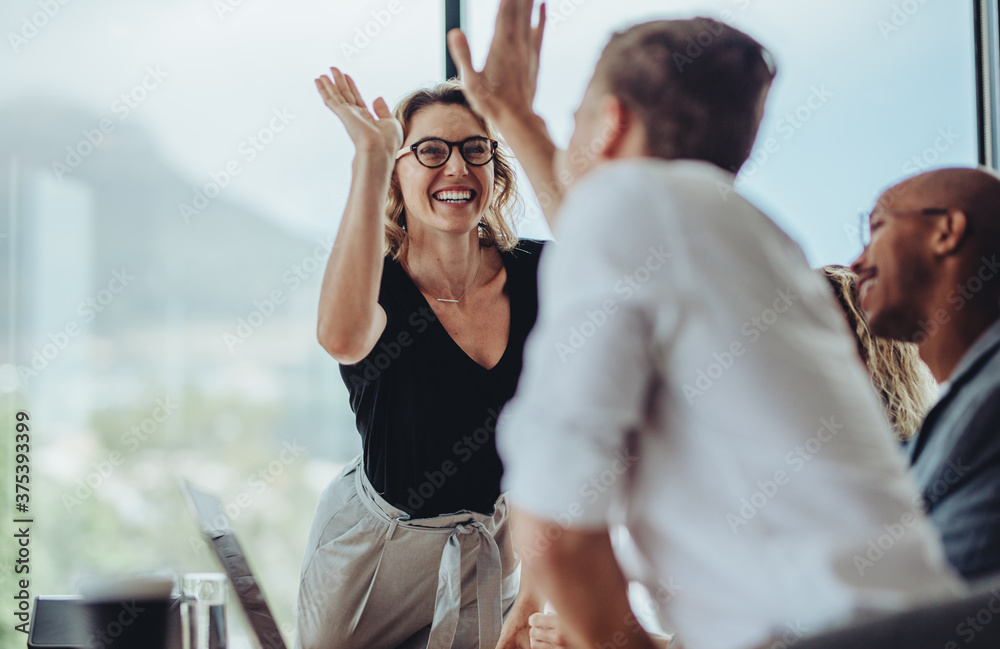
xmin=596 ymin=95 xmax=632 ymax=158
xmin=931 ymin=208 xmax=970 ymax=256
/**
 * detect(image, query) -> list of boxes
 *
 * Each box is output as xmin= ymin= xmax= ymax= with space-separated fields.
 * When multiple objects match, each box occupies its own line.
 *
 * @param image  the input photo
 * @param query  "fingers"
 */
xmin=518 ymin=0 xmax=534 ymax=34
xmin=528 ymin=613 xmax=558 ymax=629
xmin=447 ymin=29 xmax=477 ymax=80
xmin=529 ymin=612 xmax=560 ymax=630
xmin=343 ymin=72 xmax=367 ymax=108
xmin=496 ymin=0 xmax=531 ymax=39
xmin=448 ymin=28 xmax=491 ymax=104
xmin=529 ymin=625 xmax=565 ymax=647
xmin=315 ymin=74 xmax=348 ymax=110
xmin=529 ymin=612 xmax=569 ymax=647
xmin=372 ymin=96 xmax=392 ymax=120
xmin=329 ymin=67 xmax=360 ymax=108
xmin=532 ymin=2 xmax=546 ymax=57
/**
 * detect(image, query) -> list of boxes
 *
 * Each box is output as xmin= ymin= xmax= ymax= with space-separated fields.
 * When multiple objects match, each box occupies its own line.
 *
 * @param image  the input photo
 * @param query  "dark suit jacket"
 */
xmin=909 ymin=318 xmax=1000 ymax=580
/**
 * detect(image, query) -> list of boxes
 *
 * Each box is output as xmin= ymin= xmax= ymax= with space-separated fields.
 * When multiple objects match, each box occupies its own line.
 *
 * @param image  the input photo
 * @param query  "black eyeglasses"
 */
xmin=858 ymin=207 xmax=950 ymax=250
xmin=395 ymin=136 xmax=499 ymax=168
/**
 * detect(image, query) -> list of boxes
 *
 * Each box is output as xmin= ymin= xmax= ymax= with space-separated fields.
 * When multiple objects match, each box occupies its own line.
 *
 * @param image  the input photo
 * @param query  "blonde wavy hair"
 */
xmin=821 ymin=265 xmax=938 ymax=441
xmin=384 ymin=80 xmax=522 ymax=260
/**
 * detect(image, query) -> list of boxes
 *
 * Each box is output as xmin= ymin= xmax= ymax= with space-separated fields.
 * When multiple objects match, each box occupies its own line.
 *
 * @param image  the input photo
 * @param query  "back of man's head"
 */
xmin=594 ymin=18 xmax=775 ymax=172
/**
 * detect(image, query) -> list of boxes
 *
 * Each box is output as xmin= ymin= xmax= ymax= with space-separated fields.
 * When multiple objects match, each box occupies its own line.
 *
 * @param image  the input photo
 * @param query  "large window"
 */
xmin=0 ymin=1 xmax=981 ymax=646
xmin=0 ymin=1 xmax=442 ymax=645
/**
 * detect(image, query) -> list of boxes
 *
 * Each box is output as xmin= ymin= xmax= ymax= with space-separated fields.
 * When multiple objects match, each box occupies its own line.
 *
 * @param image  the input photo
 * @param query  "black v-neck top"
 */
xmin=339 ymin=238 xmax=547 ymax=518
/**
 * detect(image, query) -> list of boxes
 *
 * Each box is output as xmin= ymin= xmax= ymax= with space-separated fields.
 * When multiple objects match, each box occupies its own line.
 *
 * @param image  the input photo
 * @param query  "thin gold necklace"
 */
xmin=401 ymin=246 xmax=484 ymax=303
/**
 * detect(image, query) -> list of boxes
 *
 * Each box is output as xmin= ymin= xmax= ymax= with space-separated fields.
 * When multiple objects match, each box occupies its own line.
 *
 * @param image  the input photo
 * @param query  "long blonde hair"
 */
xmin=384 ymin=80 xmax=522 ymax=260
xmin=822 ymin=265 xmax=938 ymax=441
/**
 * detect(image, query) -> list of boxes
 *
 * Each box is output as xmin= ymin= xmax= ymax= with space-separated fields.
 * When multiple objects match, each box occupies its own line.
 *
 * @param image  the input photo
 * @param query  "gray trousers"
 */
xmin=295 ymin=456 xmax=519 ymax=649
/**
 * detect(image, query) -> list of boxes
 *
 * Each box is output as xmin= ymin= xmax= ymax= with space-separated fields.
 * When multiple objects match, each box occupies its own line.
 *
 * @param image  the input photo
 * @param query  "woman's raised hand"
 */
xmin=315 ymin=67 xmax=403 ymax=161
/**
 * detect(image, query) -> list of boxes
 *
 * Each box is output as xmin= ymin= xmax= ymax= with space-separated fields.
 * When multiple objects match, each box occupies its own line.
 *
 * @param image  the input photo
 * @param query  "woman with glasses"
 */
xmin=295 ymin=68 xmax=546 ymax=649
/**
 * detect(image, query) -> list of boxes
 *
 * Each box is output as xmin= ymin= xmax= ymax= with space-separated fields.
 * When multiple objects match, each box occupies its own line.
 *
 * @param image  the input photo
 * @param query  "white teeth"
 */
xmin=434 ymin=190 xmax=473 ymax=203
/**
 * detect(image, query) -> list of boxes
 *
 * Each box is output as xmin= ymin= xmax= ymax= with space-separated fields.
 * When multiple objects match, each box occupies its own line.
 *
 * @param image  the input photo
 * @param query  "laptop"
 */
xmin=180 ymin=479 xmax=288 ymax=649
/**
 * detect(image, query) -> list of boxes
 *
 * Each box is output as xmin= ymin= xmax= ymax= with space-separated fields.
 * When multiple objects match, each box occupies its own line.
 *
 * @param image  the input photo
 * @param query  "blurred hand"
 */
xmin=528 ymin=612 xmax=574 ymax=649
xmin=496 ymin=613 xmax=532 ymax=649
xmin=446 ymin=0 xmax=546 ymax=123
xmin=315 ymin=67 xmax=402 ymax=161
xmin=527 ymin=612 xmax=670 ymax=649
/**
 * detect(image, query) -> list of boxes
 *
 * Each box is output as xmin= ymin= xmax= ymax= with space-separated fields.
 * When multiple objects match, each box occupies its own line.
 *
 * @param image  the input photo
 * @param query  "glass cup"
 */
xmin=180 ymin=572 xmax=228 ymax=649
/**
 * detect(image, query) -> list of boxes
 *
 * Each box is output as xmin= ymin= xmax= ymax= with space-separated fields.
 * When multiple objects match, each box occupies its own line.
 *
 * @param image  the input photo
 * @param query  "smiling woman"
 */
xmin=384 ymin=90 xmax=521 ymax=261
xmin=297 ymin=70 xmax=547 ymax=649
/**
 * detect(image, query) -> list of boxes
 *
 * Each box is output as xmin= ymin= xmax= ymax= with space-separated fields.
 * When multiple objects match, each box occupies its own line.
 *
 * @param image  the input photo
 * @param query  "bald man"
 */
xmin=852 ymin=166 xmax=1000 ymax=580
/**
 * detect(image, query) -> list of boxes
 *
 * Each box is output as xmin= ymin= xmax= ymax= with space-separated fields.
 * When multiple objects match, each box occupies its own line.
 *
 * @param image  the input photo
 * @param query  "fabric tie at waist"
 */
xmin=426 ymin=521 xmax=503 ymax=649
xmin=352 ymin=458 xmax=506 ymax=649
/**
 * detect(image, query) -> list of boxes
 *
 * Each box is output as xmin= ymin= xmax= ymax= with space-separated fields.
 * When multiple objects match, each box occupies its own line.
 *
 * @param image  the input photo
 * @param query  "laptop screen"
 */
xmin=180 ymin=479 xmax=288 ymax=649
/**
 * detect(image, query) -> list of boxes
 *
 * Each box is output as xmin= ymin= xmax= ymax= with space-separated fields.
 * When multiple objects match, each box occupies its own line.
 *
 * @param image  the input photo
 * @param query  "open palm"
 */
xmin=447 ymin=0 xmax=545 ymax=123
xmin=315 ymin=67 xmax=403 ymax=160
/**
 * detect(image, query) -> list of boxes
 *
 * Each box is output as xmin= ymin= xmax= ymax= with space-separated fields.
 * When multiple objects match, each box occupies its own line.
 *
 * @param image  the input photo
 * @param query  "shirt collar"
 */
xmin=943 ymin=317 xmax=1000 ymax=386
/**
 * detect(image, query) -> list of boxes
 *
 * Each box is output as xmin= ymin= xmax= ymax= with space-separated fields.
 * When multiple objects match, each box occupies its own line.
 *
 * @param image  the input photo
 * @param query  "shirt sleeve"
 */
xmin=497 ymin=162 xmax=676 ymax=527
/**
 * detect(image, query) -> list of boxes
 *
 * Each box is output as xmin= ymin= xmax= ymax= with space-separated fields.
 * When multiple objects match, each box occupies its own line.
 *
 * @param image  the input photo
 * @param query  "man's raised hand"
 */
xmin=446 ymin=0 xmax=546 ymax=123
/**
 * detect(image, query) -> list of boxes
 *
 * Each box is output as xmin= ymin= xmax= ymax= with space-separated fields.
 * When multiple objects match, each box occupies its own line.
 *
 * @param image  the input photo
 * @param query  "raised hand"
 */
xmin=315 ymin=67 xmax=403 ymax=161
xmin=447 ymin=0 xmax=546 ymax=123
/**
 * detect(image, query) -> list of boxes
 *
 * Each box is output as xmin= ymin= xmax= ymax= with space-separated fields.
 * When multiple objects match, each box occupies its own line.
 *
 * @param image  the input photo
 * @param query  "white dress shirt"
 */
xmin=497 ymin=159 xmax=962 ymax=649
